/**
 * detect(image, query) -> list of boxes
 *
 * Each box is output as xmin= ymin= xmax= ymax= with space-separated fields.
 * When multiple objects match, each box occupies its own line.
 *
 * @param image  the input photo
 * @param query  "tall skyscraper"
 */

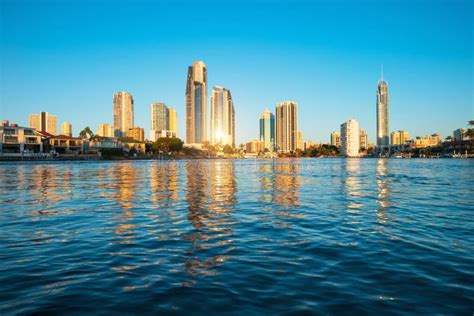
xmin=259 ymin=109 xmax=275 ymax=151
xmin=168 ymin=108 xmax=178 ymax=135
xmin=29 ymin=112 xmax=58 ymax=135
xmin=376 ymin=67 xmax=389 ymax=149
xmin=185 ymin=61 xmax=207 ymax=145
xmin=330 ymin=131 xmax=341 ymax=147
xmin=341 ymin=119 xmax=360 ymax=157
xmin=96 ymin=123 xmax=113 ymax=137
xmin=61 ymin=121 xmax=72 ymax=137
xmin=359 ymin=128 xmax=368 ymax=150
xmin=210 ymin=86 xmax=235 ymax=147
xmin=113 ymin=91 xmax=134 ymax=137
xmin=275 ymin=101 xmax=298 ymax=153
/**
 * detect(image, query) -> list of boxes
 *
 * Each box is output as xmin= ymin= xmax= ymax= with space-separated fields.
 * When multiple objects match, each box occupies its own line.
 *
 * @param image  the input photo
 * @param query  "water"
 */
xmin=0 ymin=159 xmax=473 ymax=315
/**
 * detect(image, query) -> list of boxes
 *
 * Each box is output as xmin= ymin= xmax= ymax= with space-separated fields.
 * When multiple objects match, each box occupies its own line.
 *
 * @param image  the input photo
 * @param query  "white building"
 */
xmin=341 ymin=119 xmax=360 ymax=157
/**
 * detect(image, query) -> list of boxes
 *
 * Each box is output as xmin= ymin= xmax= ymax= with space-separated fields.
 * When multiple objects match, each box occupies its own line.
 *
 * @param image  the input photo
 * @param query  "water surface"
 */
xmin=0 ymin=159 xmax=473 ymax=314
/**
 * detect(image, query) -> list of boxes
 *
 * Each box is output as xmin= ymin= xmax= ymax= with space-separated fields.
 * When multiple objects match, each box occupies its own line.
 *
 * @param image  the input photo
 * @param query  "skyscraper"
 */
xmin=210 ymin=86 xmax=235 ymax=147
xmin=390 ymin=130 xmax=411 ymax=145
xmin=29 ymin=112 xmax=58 ymax=135
xmin=168 ymin=108 xmax=178 ymax=135
xmin=275 ymin=101 xmax=298 ymax=153
xmin=61 ymin=121 xmax=72 ymax=137
xmin=341 ymin=119 xmax=360 ymax=157
xmin=376 ymin=67 xmax=389 ymax=149
xmin=259 ymin=109 xmax=275 ymax=151
xmin=96 ymin=123 xmax=113 ymax=137
xmin=359 ymin=128 xmax=368 ymax=150
xmin=330 ymin=131 xmax=341 ymax=147
xmin=185 ymin=61 xmax=207 ymax=145
xmin=113 ymin=91 xmax=134 ymax=137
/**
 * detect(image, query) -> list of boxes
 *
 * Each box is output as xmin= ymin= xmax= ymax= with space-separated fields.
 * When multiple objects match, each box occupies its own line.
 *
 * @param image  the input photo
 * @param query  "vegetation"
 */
xmin=223 ymin=144 xmax=235 ymax=155
xmin=79 ymin=127 xmax=94 ymax=140
xmin=152 ymin=137 xmax=184 ymax=153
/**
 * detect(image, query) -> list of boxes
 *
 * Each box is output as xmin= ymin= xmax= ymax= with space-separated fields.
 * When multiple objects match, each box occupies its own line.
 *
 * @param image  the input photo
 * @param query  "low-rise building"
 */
xmin=245 ymin=139 xmax=264 ymax=153
xmin=150 ymin=129 xmax=177 ymax=141
xmin=408 ymin=133 xmax=442 ymax=149
xmin=0 ymin=122 xmax=43 ymax=155
xmin=391 ymin=130 xmax=411 ymax=145
xmin=128 ymin=127 xmax=145 ymax=142
xmin=46 ymin=135 xmax=84 ymax=154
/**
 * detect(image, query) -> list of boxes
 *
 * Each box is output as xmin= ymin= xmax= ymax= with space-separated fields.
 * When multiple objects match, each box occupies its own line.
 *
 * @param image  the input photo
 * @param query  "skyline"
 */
xmin=1 ymin=0 xmax=472 ymax=144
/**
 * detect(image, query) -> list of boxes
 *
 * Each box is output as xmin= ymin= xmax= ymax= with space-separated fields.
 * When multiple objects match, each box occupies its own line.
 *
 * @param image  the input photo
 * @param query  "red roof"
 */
xmin=36 ymin=130 xmax=55 ymax=137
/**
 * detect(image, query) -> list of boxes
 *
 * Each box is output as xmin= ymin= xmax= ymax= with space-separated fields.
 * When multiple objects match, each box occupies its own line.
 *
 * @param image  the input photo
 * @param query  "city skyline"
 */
xmin=1 ymin=0 xmax=472 ymax=145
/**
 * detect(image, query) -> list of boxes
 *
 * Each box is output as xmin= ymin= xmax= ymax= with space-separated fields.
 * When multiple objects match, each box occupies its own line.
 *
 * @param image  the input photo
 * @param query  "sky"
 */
xmin=0 ymin=0 xmax=472 ymax=144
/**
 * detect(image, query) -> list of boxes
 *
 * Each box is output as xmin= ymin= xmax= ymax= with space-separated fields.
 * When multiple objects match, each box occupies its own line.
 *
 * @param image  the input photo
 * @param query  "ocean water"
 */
xmin=0 ymin=158 xmax=473 ymax=315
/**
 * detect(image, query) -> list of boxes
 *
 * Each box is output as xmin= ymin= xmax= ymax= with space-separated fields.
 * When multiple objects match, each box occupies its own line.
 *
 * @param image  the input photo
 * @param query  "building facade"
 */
xmin=259 ymin=109 xmax=275 ymax=151
xmin=96 ymin=123 xmax=113 ymax=137
xmin=275 ymin=101 xmax=298 ymax=153
xmin=150 ymin=102 xmax=178 ymax=142
xmin=341 ymin=119 xmax=360 ymax=157
xmin=391 ymin=130 xmax=411 ymax=145
xmin=113 ymin=91 xmax=134 ymax=137
xmin=185 ymin=61 xmax=207 ymax=145
xmin=0 ymin=122 xmax=43 ymax=155
xmin=453 ymin=128 xmax=467 ymax=141
xmin=61 ymin=121 xmax=72 ymax=137
xmin=168 ymin=108 xmax=178 ymax=135
xmin=29 ymin=112 xmax=58 ymax=135
xmin=331 ymin=131 xmax=341 ymax=147
xmin=359 ymin=128 xmax=368 ymax=150
xmin=128 ymin=127 xmax=145 ymax=142
xmin=210 ymin=86 xmax=235 ymax=147
xmin=408 ymin=133 xmax=442 ymax=149
xmin=376 ymin=71 xmax=389 ymax=149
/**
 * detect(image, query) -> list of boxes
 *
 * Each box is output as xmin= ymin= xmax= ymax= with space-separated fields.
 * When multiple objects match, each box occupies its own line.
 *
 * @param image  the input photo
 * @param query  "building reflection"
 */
xmin=112 ymin=162 xmax=137 ymax=244
xmin=258 ymin=162 xmax=275 ymax=203
xmin=183 ymin=160 xmax=236 ymax=281
xmin=376 ymin=159 xmax=391 ymax=226
xmin=274 ymin=161 xmax=300 ymax=209
xmin=149 ymin=161 xmax=179 ymax=207
xmin=343 ymin=158 xmax=363 ymax=212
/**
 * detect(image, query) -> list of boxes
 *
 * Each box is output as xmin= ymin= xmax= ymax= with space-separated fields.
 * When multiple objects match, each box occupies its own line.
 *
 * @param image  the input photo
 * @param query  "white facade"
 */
xmin=341 ymin=119 xmax=360 ymax=157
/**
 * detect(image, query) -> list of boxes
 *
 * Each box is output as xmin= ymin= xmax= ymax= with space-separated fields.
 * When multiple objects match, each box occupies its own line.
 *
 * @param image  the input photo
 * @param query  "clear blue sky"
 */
xmin=0 ymin=0 xmax=472 ymax=144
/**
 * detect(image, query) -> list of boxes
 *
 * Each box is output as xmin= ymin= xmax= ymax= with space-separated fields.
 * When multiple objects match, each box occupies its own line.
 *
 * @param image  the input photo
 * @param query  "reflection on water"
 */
xmin=184 ymin=160 xmax=236 ymax=279
xmin=376 ymin=159 xmax=391 ymax=225
xmin=0 ymin=159 xmax=473 ymax=315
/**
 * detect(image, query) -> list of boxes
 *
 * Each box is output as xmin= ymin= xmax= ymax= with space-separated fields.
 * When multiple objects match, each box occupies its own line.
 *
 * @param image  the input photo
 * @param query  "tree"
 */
xmin=223 ymin=144 xmax=234 ymax=155
xmin=153 ymin=137 xmax=183 ymax=153
xmin=79 ymin=127 xmax=94 ymax=140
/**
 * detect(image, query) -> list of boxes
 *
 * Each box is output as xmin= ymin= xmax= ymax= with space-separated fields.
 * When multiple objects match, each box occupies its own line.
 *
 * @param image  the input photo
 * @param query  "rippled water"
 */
xmin=0 ymin=159 xmax=473 ymax=315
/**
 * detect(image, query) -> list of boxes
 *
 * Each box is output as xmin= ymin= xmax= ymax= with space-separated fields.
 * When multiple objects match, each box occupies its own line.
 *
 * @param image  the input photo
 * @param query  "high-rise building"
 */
xmin=297 ymin=131 xmax=303 ymax=150
xmin=376 ymin=67 xmax=389 ymax=149
xmin=341 ymin=119 xmax=360 ymax=157
xmin=275 ymin=101 xmax=298 ymax=153
xmin=453 ymin=128 xmax=467 ymax=141
xmin=390 ymin=130 xmax=411 ymax=145
xmin=61 ymin=121 xmax=72 ymax=137
xmin=210 ymin=86 xmax=235 ymax=147
xmin=259 ymin=109 xmax=275 ymax=151
xmin=29 ymin=112 xmax=58 ymax=135
xmin=168 ymin=108 xmax=178 ymax=135
xmin=185 ymin=61 xmax=207 ymax=145
xmin=359 ymin=128 xmax=368 ymax=150
xmin=113 ymin=91 xmax=134 ymax=137
xmin=128 ymin=127 xmax=145 ymax=142
xmin=331 ymin=131 xmax=341 ymax=147
xmin=96 ymin=123 xmax=113 ymax=137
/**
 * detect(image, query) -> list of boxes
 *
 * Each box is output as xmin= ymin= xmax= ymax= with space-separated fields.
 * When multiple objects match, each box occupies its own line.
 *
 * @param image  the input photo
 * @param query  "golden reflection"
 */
xmin=149 ymin=161 xmax=179 ymax=206
xmin=258 ymin=163 xmax=275 ymax=203
xmin=274 ymin=161 xmax=300 ymax=209
xmin=112 ymin=163 xmax=137 ymax=245
xmin=343 ymin=159 xmax=364 ymax=214
xmin=183 ymin=160 xmax=236 ymax=280
xmin=376 ymin=159 xmax=391 ymax=225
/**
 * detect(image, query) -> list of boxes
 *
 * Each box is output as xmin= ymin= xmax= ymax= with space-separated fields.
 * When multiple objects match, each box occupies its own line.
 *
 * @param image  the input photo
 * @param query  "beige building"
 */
xmin=0 ymin=122 xmax=43 ymax=154
xmin=391 ymin=130 xmax=411 ymax=145
xmin=376 ymin=69 xmax=389 ymax=148
xmin=297 ymin=131 xmax=303 ymax=150
xmin=359 ymin=128 xmax=368 ymax=150
xmin=185 ymin=61 xmax=207 ymax=145
xmin=331 ymin=131 xmax=341 ymax=147
xmin=128 ymin=127 xmax=145 ymax=142
xmin=210 ymin=86 xmax=235 ymax=147
xmin=29 ymin=112 xmax=58 ymax=135
xmin=408 ymin=133 xmax=442 ymax=149
xmin=304 ymin=140 xmax=318 ymax=151
xmin=150 ymin=102 xmax=178 ymax=142
xmin=341 ymin=118 xmax=360 ymax=157
xmin=275 ymin=101 xmax=298 ymax=153
xmin=151 ymin=130 xmax=177 ymax=140
xmin=245 ymin=139 xmax=264 ymax=153
xmin=96 ymin=123 xmax=113 ymax=137
xmin=61 ymin=121 xmax=72 ymax=137
xmin=113 ymin=91 xmax=134 ymax=137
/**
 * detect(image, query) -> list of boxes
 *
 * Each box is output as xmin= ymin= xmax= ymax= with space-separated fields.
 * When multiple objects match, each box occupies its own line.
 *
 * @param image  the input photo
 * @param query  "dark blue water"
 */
xmin=0 ymin=159 xmax=473 ymax=315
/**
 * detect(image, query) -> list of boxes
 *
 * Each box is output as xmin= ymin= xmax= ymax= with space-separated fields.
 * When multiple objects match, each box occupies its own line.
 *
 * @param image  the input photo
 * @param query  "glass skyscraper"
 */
xmin=259 ymin=109 xmax=275 ymax=151
xmin=185 ymin=61 xmax=207 ymax=145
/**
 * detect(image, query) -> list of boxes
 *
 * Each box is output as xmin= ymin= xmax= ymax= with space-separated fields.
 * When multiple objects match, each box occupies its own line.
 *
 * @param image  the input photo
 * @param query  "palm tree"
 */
xmin=79 ymin=127 xmax=94 ymax=140
xmin=466 ymin=120 xmax=474 ymax=139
